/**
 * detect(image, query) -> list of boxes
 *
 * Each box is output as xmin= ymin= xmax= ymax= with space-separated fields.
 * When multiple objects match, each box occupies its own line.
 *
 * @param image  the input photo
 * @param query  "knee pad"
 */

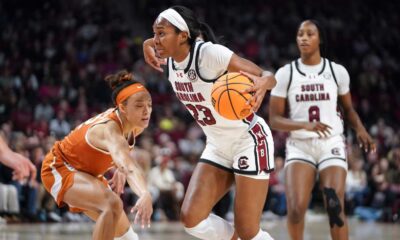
xmin=323 ymin=187 xmax=344 ymax=228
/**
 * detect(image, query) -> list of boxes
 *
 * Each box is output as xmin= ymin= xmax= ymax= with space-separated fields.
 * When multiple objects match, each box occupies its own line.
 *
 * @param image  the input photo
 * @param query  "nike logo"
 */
xmin=137 ymin=86 xmax=144 ymax=89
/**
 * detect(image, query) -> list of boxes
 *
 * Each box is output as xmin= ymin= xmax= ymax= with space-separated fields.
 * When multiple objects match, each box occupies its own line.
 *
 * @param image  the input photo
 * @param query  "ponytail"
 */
xmin=199 ymin=22 xmax=218 ymax=43
xmin=171 ymin=5 xmax=219 ymax=45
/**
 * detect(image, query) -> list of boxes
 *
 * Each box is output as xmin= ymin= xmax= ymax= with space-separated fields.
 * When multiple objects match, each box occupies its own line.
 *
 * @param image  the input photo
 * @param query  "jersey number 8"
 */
xmin=308 ymin=105 xmax=320 ymax=122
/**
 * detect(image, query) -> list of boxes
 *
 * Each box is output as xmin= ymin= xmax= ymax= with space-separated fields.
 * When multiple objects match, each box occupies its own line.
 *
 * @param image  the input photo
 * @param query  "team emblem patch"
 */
xmin=238 ymin=156 xmax=249 ymax=170
xmin=187 ymin=69 xmax=197 ymax=82
xmin=331 ymin=147 xmax=341 ymax=156
xmin=323 ymin=72 xmax=332 ymax=79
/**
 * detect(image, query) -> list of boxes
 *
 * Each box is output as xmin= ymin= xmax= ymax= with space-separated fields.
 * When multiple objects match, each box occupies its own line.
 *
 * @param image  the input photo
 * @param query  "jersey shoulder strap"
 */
xmin=328 ymin=59 xmax=339 ymax=87
xmin=165 ymin=57 xmax=170 ymax=79
xmin=195 ymin=41 xmax=227 ymax=83
xmin=286 ymin=61 xmax=294 ymax=92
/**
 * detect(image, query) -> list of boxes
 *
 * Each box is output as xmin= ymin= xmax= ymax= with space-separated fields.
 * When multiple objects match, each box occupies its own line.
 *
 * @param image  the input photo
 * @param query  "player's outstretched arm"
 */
xmin=103 ymin=122 xmax=153 ymax=228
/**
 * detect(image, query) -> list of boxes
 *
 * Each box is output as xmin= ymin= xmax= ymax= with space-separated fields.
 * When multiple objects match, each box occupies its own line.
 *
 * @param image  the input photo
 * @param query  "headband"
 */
xmin=158 ymin=8 xmax=191 ymax=38
xmin=115 ymin=83 xmax=147 ymax=106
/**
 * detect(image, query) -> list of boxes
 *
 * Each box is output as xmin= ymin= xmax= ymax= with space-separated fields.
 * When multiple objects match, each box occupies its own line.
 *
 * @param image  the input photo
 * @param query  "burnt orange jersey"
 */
xmin=53 ymin=108 xmax=134 ymax=177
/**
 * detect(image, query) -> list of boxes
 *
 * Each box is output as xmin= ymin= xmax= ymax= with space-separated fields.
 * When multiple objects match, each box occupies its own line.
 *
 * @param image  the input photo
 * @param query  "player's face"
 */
xmin=153 ymin=18 xmax=185 ymax=59
xmin=296 ymin=21 xmax=320 ymax=56
xmin=123 ymin=91 xmax=152 ymax=129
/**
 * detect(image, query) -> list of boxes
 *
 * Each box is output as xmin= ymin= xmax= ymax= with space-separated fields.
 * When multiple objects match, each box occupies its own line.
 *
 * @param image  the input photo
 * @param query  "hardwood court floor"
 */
xmin=0 ymin=216 xmax=399 ymax=240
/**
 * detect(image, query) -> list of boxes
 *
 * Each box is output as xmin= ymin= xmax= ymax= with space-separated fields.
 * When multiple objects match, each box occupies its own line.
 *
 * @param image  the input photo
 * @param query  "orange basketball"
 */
xmin=211 ymin=72 xmax=254 ymax=120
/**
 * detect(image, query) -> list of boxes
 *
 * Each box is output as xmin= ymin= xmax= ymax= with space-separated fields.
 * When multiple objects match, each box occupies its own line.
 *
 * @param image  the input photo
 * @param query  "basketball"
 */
xmin=211 ymin=72 xmax=254 ymax=120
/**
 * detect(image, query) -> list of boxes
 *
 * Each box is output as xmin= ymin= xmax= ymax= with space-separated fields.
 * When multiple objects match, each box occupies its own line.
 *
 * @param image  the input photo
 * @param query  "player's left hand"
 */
xmin=357 ymin=129 xmax=376 ymax=153
xmin=240 ymin=70 xmax=276 ymax=112
xmin=131 ymin=191 xmax=153 ymax=229
xmin=109 ymin=168 xmax=126 ymax=195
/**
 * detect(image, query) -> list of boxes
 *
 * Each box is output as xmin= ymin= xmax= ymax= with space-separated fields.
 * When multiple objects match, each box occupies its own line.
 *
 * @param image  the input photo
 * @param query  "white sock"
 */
xmin=184 ymin=213 xmax=234 ymax=240
xmin=251 ymin=228 xmax=273 ymax=240
xmin=114 ymin=227 xmax=139 ymax=240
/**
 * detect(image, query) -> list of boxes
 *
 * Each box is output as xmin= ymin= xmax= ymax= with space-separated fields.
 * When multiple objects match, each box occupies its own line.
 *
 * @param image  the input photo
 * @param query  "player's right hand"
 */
xmin=303 ymin=122 xmax=332 ymax=138
xmin=12 ymin=153 xmax=37 ymax=182
xmin=131 ymin=191 xmax=153 ymax=229
xmin=143 ymin=38 xmax=166 ymax=72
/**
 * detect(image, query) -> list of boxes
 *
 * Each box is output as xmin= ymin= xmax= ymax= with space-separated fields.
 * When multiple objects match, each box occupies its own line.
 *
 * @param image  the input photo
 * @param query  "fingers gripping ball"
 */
xmin=211 ymin=72 xmax=254 ymax=120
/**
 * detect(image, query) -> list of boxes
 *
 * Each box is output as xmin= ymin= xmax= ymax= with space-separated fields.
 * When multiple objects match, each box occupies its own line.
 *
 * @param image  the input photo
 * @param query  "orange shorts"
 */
xmin=41 ymin=151 xmax=109 ymax=213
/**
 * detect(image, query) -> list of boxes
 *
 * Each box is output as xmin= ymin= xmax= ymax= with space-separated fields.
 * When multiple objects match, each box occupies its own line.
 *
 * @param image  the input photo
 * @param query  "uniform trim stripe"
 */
xmin=287 ymin=62 xmax=293 ymax=92
xmin=328 ymin=60 xmax=339 ymax=86
xmin=199 ymin=159 xmax=233 ymax=173
xmin=247 ymin=126 xmax=259 ymax=173
xmin=294 ymin=58 xmax=326 ymax=76
xmin=286 ymin=158 xmax=317 ymax=168
xmin=233 ymin=168 xmax=274 ymax=175
xmin=317 ymin=157 xmax=346 ymax=167
xmin=171 ymin=42 xmax=196 ymax=73
xmin=194 ymin=41 xmax=225 ymax=83
xmin=248 ymin=122 xmax=272 ymax=173
xmin=49 ymin=156 xmax=63 ymax=201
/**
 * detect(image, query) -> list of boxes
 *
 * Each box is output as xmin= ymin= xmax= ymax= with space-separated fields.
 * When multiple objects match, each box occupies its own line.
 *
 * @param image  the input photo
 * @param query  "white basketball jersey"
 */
xmin=286 ymin=58 xmax=343 ymax=138
xmin=166 ymin=41 xmax=259 ymax=143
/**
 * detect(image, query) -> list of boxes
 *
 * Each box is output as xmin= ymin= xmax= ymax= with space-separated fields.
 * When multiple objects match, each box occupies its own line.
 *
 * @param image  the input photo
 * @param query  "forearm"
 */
xmin=118 ymin=161 xmax=149 ymax=197
xmin=143 ymin=38 xmax=155 ymax=48
xmin=270 ymin=115 xmax=306 ymax=132
xmin=344 ymin=109 xmax=367 ymax=133
xmin=0 ymin=148 xmax=16 ymax=168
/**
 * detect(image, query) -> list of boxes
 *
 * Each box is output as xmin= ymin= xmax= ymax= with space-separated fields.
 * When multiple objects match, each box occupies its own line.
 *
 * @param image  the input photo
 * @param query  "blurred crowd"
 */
xmin=0 ymin=0 xmax=399 ymax=224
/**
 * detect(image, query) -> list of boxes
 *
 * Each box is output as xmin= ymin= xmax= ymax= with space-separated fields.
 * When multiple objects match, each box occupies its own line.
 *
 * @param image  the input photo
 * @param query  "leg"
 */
xmin=234 ymin=174 xmax=272 ymax=240
xmin=319 ymin=167 xmax=348 ymax=240
xmin=6 ymin=185 xmax=20 ymax=214
xmin=0 ymin=184 xmax=7 ymax=212
xmin=181 ymin=162 xmax=236 ymax=239
xmin=285 ymin=162 xmax=317 ymax=240
xmin=85 ymin=210 xmax=137 ymax=239
xmin=63 ymin=171 xmax=124 ymax=240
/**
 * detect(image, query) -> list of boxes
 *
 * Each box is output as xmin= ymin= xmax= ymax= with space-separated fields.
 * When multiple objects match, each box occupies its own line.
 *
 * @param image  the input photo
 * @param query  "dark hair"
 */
xmin=104 ymin=70 xmax=138 ymax=105
xmin=298 ymin=19 xmax=327 ymax=56
xmin=171 ymin=5 xmax=218 ymax=45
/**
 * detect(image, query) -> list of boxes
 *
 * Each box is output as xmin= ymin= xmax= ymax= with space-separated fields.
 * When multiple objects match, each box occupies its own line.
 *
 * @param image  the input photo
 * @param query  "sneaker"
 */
xmin=48 ymin=211 xmax=62 ymax=222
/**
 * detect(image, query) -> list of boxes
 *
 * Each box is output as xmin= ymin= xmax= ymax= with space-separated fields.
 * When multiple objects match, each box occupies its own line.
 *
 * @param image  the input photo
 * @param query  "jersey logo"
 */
xmin=187 ymin=69 xmax=197 ymax=82
xmin=331 ymin=147 xmax=341 ymax=156
xmin=238 ymin=156 xmax=250 ymax=170
xmin=323 ymin=72 xmax=332 ymax=80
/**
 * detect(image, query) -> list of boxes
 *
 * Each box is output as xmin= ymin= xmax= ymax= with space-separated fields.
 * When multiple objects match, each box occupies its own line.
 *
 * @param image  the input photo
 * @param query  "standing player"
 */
xmin=41 ymin=70 xmax=153 ymax=240
xmin=269 ymin=20 xmax=376 ymax=240
xmin=143 ymin=6 xmax=276 ymax=240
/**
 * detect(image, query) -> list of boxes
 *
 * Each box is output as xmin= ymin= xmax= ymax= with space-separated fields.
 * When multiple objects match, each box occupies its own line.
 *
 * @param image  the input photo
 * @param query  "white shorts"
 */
xmin=200 ymin=118 xmax=274 ymax=180
xmin=285 ymin=135 xmax=347 ymax=171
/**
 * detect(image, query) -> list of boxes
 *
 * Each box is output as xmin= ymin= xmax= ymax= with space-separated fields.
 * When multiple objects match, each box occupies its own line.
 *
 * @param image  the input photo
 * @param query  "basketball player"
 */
xmin=143 ymin=6 xmax=276 ymax=240
xmin=269 ymin=20 xmax=376 ymax=240
xmin=41 ymin=70 xmax=153 ymax=240
xmin=0 ymin=135 xmax=36 ymax=181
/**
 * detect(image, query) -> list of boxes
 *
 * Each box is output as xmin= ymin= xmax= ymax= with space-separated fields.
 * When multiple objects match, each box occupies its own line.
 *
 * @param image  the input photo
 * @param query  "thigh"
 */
xmin=319 ymin=167 xmax=347 ymax=197
xmin=234 ymin=174 xmax=269 ymax=226
xmin=63 ymin=171 xmax=121 ymax=213
xmin=285 ymin=162 xmax=317 ymax=208
xmin=181 ymin=162 xmax=234 ymax=223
